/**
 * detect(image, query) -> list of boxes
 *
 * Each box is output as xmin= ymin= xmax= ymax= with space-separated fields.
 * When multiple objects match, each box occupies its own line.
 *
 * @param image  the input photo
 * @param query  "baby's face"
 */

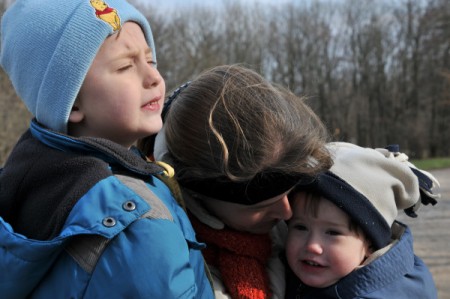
xmin=71 ymin=22 xmax=165 ymax=147
xmin=286 ymin=193 xmax=372 ymax=288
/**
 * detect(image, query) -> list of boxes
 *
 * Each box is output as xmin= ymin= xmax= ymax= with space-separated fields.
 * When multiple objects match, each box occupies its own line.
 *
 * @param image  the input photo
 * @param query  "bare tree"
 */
xmin=1 ymin=0 xmax=449 ymax=164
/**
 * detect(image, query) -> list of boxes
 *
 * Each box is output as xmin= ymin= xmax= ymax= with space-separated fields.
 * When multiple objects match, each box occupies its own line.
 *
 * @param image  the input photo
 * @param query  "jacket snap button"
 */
xmin=102 ymin=217 xmax=116 ymax=227
xmin=123 ymin=200 xmax=136 ymax=211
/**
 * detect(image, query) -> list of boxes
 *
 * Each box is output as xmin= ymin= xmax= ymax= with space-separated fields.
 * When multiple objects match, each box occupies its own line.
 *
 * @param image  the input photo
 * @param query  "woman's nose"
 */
xmin=272 ymin=195 xmax=293 ymax=220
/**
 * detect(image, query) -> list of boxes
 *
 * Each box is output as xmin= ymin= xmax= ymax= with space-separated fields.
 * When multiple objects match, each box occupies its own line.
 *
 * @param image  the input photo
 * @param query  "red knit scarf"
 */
xmin=190 ymin=215 xmax=273 ymax=299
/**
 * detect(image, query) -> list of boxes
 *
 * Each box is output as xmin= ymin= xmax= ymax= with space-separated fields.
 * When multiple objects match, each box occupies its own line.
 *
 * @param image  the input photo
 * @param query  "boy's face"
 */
xmin=286 ymin=193 xmax=372 ymax=288
xmin=70 ymin=22 xmax=165 ymax=147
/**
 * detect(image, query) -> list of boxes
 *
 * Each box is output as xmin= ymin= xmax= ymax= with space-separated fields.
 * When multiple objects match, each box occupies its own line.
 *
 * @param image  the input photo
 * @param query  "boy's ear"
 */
xmin=69 ymin=104 xmax=84 ymax=123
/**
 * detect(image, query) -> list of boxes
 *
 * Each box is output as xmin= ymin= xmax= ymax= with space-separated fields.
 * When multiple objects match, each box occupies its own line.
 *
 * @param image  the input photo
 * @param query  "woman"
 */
xmin=139 ymin=64 xmax=333 ymax=299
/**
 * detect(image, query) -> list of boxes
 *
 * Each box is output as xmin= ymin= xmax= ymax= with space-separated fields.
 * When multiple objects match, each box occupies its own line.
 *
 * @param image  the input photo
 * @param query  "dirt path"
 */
xmin=397 ymin=168 xmax=450 ymax=299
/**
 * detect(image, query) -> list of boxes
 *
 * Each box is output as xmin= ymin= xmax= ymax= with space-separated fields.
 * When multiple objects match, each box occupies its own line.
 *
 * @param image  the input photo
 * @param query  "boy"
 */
xmin=0 ymin=1 xmax=213 ymax=298
xmin=286 ymin=142 xmax=439 ymax=298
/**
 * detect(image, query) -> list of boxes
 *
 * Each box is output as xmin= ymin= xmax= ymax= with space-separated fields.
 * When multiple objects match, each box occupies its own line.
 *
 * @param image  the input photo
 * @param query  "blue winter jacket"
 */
xmin=286 ymin=222 xmax=437 ymax=299
xmin=0 ymin=120 xmax=214 ymax=298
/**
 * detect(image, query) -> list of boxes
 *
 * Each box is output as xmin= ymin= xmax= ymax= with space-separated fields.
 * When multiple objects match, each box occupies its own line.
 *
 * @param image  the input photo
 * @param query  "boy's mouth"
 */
xmin=142 ymin=97 xmax=161 ymax=110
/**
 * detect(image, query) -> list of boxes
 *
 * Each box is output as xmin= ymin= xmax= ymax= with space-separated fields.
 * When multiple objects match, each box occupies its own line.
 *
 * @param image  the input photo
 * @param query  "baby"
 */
xmin=285 ymin=142 xmax=439 ymax=298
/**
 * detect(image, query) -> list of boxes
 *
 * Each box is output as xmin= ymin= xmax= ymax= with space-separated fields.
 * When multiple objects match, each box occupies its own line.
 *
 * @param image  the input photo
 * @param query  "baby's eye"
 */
xmin=326 ymin=230 xmax=342 ymax=236
xmin=148 ymin=60 xmax=157 ymax=68
xmin=292 ymin=224 xmax=307 ymax=231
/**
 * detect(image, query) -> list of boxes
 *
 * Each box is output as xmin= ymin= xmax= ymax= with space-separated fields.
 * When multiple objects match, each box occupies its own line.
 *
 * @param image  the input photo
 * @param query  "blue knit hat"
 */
xmin=0 ymin=0 xmax=155 ymax=133
xmin=309 ymin=142 xmax=440 ymax=250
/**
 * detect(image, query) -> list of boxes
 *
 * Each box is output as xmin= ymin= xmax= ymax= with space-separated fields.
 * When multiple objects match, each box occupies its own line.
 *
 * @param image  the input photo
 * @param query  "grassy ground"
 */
xmin=410 ymin=158 xmax=450 ymax=171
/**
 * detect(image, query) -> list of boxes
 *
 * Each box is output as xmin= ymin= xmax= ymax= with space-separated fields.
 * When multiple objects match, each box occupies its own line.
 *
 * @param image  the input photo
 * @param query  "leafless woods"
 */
xmin=0 ymin=0 xmax=449 ymax=164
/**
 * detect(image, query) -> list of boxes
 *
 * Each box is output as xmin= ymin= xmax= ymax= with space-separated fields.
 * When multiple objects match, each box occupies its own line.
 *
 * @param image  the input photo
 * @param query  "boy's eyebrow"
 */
xmin=114 ymin=46 xmax=153 ymax=60
xmin=143 ymin=47 xmax=152 ymax=55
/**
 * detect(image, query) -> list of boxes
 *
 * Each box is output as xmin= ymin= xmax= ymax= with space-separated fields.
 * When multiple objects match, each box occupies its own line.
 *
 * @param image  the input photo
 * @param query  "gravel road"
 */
xmin=397 ymin=168 xmax=450 ymax=299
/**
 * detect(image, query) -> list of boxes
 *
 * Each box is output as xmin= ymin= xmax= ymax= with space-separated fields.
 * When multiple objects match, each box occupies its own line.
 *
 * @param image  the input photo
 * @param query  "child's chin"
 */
xmin=300 ymin=276 xmax=335 ymax=289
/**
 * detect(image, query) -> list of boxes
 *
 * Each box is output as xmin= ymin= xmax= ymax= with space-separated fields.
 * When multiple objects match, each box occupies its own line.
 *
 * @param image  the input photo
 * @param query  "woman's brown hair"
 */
xmin=140 ymin=64 xmax=332 ymax=185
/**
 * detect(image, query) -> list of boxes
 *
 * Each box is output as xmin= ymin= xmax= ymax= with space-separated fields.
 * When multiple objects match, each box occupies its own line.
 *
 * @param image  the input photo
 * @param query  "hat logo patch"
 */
xmin=90 ymin=0 xmax=121 ymax=31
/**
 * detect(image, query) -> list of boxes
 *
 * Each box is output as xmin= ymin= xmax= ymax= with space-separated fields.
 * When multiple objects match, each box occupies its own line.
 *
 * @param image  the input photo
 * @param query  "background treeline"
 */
xmin=1 ymin=0 xmax=449 ymax=165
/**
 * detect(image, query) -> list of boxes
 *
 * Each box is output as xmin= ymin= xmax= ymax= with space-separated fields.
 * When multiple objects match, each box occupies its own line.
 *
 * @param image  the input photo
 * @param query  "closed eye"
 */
xmin=118 ymin=64 xmax=133 ymax=72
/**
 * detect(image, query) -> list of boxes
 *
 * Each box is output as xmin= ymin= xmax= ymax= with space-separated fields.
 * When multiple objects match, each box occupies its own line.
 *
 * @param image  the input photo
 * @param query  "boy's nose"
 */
xmin=143 ymin=65 xmax=162 ymax=89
